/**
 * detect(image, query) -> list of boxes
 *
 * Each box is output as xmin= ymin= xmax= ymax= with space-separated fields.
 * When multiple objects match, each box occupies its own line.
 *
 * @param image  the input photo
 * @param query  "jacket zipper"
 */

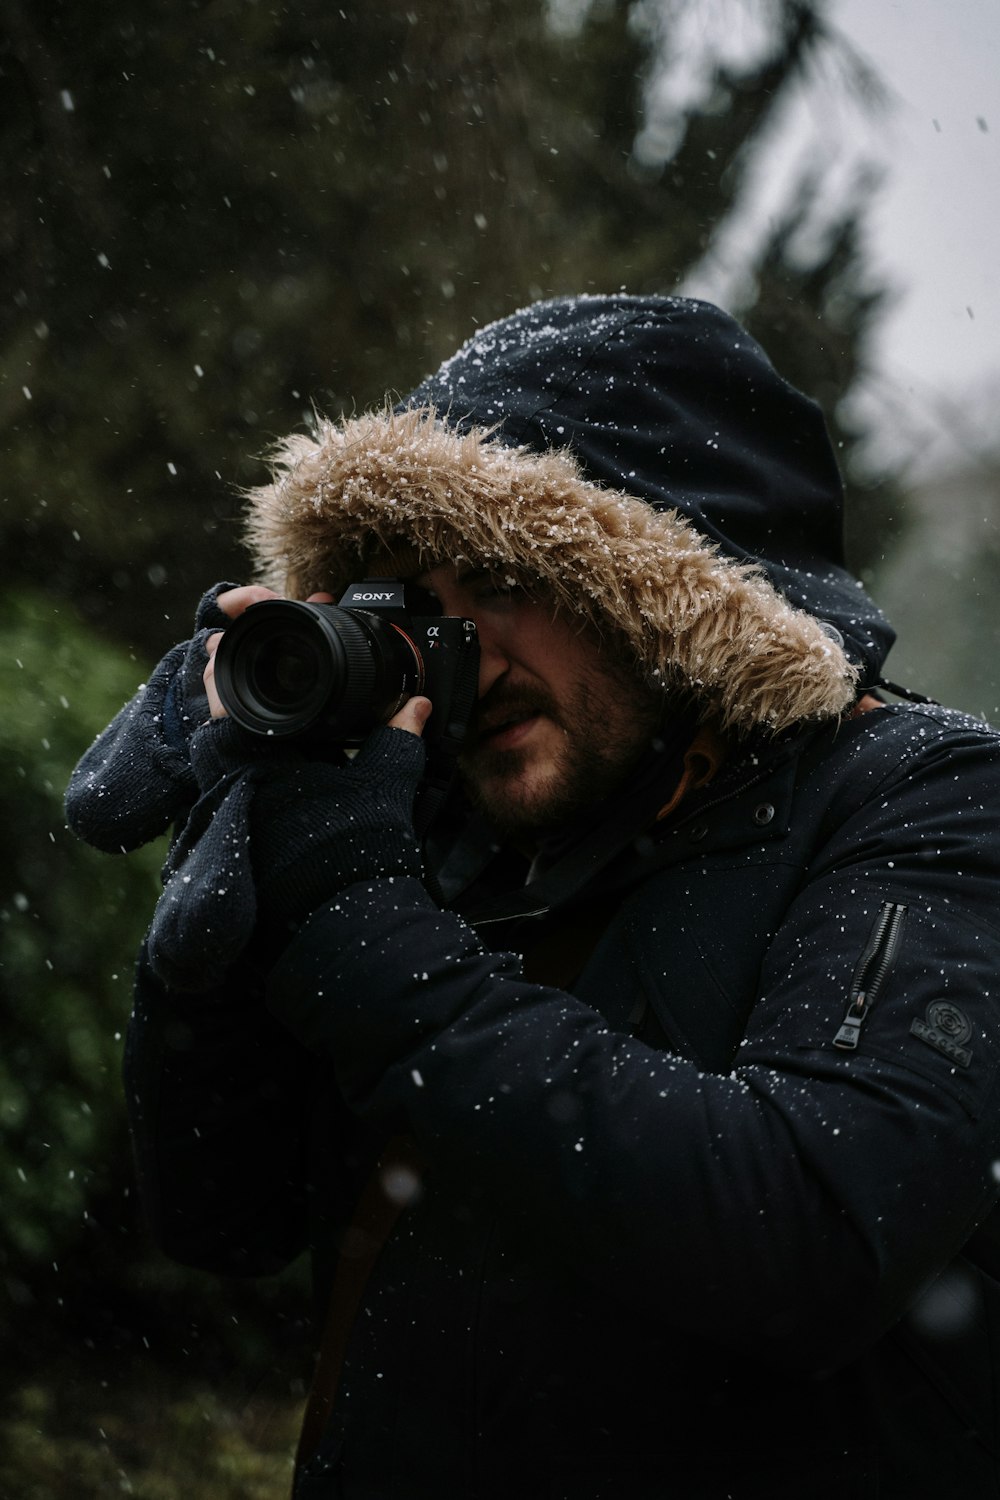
xmin=833 ymin=901 xmax=908 ymax=1050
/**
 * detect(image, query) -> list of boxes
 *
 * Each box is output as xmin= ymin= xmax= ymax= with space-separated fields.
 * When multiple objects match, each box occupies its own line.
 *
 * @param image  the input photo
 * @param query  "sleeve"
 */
xmin=143 ymin=719 xmax=425 ymax=993
xmin=120 ymin=719 xmax=428 ymax=1265
xmin=262 ymin=718 xmax=1000 ymax=1373
xmin=64 ymin=583 xmax=238 ymax=852
xmin=123 ymin=943 xmax=316 ymax=1276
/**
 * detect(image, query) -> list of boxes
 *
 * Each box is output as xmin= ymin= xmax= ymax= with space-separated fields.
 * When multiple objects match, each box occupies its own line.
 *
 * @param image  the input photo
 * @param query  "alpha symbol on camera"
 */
xmin=910 ymin=1000 xmax=974 ymax=1068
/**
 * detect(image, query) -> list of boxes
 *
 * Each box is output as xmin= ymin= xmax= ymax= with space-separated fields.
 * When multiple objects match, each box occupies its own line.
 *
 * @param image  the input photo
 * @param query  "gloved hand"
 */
xmin=64 ymin=582 xmax=240 ymax=852
xmin=145 ymin=705 xmax=430 ymax=993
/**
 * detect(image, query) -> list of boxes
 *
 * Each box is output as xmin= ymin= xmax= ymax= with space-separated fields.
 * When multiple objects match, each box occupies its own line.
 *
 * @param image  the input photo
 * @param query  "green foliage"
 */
xmin=0 ymin=1372 xmax=300 ymax=1499
xmin=0 ymin=591 xmax=161 ymax=1274
xmin=0 ymin=589 xmax=313 ymax=1393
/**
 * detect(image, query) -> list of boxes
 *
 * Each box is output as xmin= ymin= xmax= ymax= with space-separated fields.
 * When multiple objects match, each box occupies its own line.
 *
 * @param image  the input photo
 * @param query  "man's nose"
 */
xmin=474 ymin=625 xmax=510 ymax=700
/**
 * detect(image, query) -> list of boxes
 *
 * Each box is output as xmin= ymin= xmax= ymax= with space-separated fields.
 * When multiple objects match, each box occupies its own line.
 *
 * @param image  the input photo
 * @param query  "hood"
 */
xmin=244 ymin=294 xmax=894 ymax=734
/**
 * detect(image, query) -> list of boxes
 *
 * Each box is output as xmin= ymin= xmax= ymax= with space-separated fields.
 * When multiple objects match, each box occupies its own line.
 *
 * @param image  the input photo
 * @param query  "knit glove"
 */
xmin=145 ymin=717 xmax=426 ymax=992
xmin=64 ymin=583 xmax=239 ymax=852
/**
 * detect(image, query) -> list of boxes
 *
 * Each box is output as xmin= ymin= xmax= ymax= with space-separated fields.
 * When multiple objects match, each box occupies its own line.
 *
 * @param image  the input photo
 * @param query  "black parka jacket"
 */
xmin=70 ymin=298 xmax=1000 ymax=1498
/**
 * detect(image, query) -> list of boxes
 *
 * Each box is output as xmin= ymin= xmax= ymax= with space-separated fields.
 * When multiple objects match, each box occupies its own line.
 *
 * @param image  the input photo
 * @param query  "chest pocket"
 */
xmin=574 ymin=855 xmax=805 ymax=1071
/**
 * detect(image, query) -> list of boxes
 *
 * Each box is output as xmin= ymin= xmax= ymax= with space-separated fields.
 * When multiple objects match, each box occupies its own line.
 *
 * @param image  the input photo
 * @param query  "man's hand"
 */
xmin=202 ymin=585 xmax=431 ymax=738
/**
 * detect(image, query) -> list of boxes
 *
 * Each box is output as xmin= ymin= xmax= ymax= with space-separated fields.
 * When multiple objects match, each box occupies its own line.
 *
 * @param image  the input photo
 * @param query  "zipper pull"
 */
xmin=832 ymin=901 xmax=909 ymax=1052
xmin=834 ymin=993 xmax=868 ymax=1050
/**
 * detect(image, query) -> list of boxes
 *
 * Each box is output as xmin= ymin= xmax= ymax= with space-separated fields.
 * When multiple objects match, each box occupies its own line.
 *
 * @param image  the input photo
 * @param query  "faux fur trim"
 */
xmin=243 ymin=407 xmax=857 ymax=734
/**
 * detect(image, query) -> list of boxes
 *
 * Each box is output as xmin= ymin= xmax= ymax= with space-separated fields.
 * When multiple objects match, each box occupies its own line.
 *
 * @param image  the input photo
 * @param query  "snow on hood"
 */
xmin=244 ymin=294 xmax=892 ymax=733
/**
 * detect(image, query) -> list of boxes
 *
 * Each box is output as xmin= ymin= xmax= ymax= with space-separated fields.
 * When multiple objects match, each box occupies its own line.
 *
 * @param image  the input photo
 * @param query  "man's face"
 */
xmin=415 ymin=563 xmax=665 ymax=837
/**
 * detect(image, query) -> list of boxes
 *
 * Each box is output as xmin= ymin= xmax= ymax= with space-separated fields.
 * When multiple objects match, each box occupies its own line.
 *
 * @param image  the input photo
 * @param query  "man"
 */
xmin=67 ymin=295 xmax=1000 ymax=1498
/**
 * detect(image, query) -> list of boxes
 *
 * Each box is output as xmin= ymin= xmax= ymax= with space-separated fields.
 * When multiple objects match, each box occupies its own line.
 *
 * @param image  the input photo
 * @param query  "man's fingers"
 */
xmin=203 ymin=632 xmax=226 ymax=717
xmin=387 ymin=697 xmax=433 ymax=738
xmin=216 ymin=584 xmax=333 ymax=618
xmin=215 ymin=584 xmax=282 ymax=618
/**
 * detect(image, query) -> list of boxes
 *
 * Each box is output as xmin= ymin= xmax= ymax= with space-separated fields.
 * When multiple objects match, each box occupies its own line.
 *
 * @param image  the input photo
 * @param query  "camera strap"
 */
xmin=413 ymin=751 xmax=461 ymax=840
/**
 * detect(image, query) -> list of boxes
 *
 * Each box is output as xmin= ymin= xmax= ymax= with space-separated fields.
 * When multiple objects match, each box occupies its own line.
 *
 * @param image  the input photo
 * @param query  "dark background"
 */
xmin=0 ymin=1 xmax=926 ymax=1490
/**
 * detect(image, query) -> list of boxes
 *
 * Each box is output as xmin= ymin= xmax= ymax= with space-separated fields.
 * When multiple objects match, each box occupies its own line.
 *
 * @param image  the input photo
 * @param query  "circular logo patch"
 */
xmin=926 ymin=1001 xmax=972 ymax=1044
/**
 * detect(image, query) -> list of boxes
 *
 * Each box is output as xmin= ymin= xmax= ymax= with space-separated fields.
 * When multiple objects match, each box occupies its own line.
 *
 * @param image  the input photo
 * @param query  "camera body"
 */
xmin=212 ymin=579 xmax=480 ymax=753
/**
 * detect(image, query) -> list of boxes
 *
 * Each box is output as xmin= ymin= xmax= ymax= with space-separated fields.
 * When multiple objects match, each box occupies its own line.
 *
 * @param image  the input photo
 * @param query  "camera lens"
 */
xmin=249 ymin=631 xmax=325 ymax=711
xmin=214 ymin=606 xmax=342 ymax=736
xmin=213 ymin=598 xmax=422 ymax=741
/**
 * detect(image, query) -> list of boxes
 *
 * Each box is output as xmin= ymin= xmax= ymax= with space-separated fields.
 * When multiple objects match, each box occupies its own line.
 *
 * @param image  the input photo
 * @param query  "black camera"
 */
xmin=212 ymin=579 xmax=480 ymax=753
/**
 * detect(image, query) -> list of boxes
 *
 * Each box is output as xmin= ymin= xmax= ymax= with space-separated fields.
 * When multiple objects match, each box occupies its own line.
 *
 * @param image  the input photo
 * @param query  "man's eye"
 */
xmin=474 ymin=577 xmax=521 ymax=603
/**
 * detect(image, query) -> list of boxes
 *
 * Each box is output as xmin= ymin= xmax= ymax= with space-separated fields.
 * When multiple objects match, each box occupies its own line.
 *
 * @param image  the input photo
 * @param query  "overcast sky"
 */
xmin=672 ymin=0 xmax=999 ymax=474
xmin=835 ymin=0 xmax=999 ymax=408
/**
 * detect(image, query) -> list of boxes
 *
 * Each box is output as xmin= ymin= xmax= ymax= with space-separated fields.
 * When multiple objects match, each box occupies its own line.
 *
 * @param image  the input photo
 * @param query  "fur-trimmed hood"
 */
xmin=243 ymin=295 xmax=894 ymax=734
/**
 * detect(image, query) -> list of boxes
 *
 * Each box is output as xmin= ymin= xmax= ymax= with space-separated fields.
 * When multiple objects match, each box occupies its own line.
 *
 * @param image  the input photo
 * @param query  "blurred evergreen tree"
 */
xmin=738 ymin=163 xmax=904 ymax=578
xmin=2 ymin=0 xmax=891 ymax=661
xmin=0 ymin=588 xmax=311 ymax=1382
xmin=0 ymin=593 xmax=161 ymax=1321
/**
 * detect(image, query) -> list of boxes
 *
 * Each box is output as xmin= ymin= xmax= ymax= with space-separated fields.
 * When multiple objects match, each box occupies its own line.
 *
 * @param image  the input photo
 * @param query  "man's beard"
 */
xmin=458 ymin=672 xmax=665 ymax=839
